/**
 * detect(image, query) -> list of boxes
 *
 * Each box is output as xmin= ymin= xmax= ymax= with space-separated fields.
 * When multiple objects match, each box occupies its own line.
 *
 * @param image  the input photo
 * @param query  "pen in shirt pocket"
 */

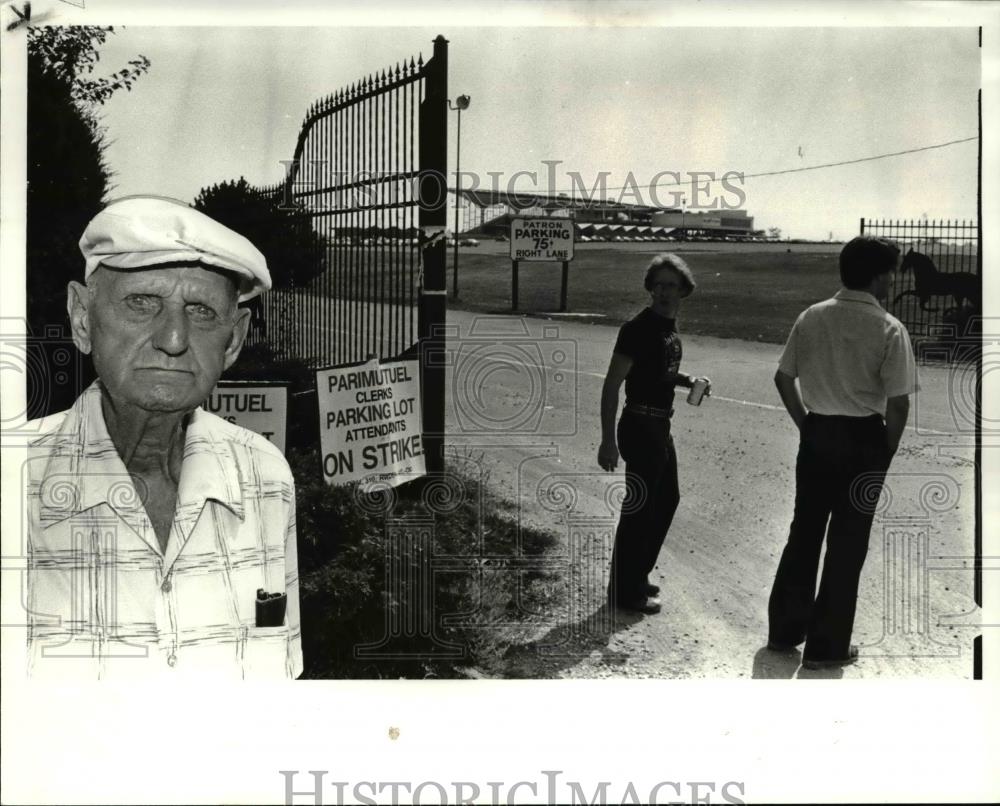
xmin=255 ymin=588 xmax=287 ymax=627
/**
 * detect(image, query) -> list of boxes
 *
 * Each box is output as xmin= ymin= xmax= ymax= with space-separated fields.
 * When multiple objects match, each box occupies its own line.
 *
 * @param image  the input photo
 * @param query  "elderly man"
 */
xmin=767 ymin=236 xmax=917 ymax=671
xmin=26 ymin=196 xmax=302 ymax=679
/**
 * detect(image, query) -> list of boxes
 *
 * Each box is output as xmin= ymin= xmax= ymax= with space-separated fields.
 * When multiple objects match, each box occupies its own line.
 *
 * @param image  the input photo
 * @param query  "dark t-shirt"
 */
xmin=613 ymin=307 xmax=683 ymax=409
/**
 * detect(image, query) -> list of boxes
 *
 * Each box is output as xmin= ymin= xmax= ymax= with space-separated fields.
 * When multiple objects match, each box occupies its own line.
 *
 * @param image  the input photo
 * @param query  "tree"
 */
xmin=193 ymin=178 xmax=326 ymax=355
xmin=26 ymin=26 xmax=150 ymax=417
xmin=193 ymin=178 xmax=325 ymax=290
xmin=27 ymin=26 xmax=150 ymax=106
xmin=767 ymin=227 xmax=783 ymax=241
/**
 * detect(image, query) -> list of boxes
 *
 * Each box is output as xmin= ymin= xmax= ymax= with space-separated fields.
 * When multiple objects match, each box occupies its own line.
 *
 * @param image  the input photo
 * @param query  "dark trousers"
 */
xmin=768 ymin=413 xmax=891 ymax=661
xmin=608 ymin=411 xmax=680 ymax=603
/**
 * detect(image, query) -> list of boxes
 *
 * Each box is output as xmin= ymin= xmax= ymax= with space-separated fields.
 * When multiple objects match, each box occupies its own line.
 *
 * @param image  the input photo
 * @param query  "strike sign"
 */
xmin=316 ymin=358 xmax=425 ymax=490
xmin=204 ymin=382 xmax=287 ymax=453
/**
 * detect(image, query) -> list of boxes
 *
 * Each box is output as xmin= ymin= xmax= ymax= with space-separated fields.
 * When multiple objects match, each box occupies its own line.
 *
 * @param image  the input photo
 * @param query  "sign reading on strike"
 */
xmin=204 ymin=382 xmax=288 ymax=453
xmin=316 ymin=358 xmax=425 ymax=490
xmin=510 ymin=217 xmax=575 ymax=262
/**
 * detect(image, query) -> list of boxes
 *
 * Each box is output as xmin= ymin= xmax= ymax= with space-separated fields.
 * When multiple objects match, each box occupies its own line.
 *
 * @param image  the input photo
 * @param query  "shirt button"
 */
xmin=167 ymin=653 xmax=177 ymax=668
xmin=161 ymin=577 xmax=172 ymax=593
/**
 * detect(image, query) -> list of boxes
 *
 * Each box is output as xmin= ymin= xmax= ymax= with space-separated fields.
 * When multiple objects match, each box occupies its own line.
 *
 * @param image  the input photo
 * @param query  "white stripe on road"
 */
xmin=485 ymin=355 xmax=950 ymax=435
xmin=709 ymin=394 xmax=785 ymax=412
xmin=285 ymin=312 xmax=953 ymax=437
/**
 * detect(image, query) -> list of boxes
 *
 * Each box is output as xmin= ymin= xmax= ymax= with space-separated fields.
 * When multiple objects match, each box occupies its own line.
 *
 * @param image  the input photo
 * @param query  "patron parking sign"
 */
xmin=510 ymin=217 xmax=575 ymax=261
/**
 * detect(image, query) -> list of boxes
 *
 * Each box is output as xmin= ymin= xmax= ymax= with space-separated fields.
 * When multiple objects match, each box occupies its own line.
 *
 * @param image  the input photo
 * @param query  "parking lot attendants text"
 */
xmin=316 ymin=359 xmax=425 ymax=489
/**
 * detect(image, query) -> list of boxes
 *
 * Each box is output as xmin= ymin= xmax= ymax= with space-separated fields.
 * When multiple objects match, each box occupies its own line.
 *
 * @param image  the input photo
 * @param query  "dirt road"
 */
xmin=442 ymin=309 xmax=979 ymax=679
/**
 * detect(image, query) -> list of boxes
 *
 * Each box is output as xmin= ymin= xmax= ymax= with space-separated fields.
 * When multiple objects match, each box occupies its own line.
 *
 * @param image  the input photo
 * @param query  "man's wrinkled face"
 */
xmin=69 ymin=264 xmax=250 ymax=414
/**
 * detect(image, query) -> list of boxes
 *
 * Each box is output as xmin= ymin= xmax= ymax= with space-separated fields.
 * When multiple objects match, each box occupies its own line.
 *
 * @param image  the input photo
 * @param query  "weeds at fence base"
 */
xmin=288 ymin=446 xmax=562 ymax=679
xmin=226 ymin=336 xmax=566 ymax=678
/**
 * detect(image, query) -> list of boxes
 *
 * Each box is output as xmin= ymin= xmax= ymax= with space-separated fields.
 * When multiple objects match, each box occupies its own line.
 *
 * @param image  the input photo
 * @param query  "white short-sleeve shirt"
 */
xmin=25 ymin=381 xmax=303 ymax=680
xmin=778 ymin=288 xmax=918 ymax=417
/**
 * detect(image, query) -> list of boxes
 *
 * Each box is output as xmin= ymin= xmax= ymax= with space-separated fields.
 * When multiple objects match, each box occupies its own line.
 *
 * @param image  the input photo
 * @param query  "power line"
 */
xmin=548 ymin=136 xmax=978 ymax=194
xmin=718 ymin=136 xmax=978 ymax=183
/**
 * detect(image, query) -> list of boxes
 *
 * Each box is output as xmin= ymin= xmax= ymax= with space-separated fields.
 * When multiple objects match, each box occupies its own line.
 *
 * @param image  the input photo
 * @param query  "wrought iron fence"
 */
xmin=246 ymin=38 xmax=448 ymax=368
xmin=860 ymin=218 xmax=980 ymax=339
xmin=243 ymin=35 xmax=449 ymax=469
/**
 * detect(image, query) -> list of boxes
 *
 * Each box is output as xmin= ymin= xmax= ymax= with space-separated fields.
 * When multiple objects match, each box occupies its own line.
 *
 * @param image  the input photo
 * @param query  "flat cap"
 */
xmin=79 ymin=195 xmax=271 ymax=301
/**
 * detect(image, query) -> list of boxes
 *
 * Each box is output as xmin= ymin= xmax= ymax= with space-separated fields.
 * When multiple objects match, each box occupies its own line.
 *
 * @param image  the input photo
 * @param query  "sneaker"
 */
xmin=644 ymin=582 xmax=661 ymax=597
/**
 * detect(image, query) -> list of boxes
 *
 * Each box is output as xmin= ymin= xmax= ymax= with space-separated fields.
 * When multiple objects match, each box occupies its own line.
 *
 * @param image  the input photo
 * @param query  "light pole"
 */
xmin=449 ymin=94 xmax=470 ymax=300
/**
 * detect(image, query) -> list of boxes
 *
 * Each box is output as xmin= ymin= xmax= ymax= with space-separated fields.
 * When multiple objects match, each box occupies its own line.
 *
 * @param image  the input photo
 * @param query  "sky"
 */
xmin=93 ymin=24 xmax=982 ymax=241
xmin=2 ymin=7 xmax=999 ymax=803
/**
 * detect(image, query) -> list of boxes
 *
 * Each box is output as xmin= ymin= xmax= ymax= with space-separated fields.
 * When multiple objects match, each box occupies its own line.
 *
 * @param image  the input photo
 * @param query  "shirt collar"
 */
xmin=834 ymin=287 xmax=883 ymax=308
xmin=645 ymin=306 xmax=677 ymax=324
xmin=37 ymin=381 xmax=245 ymax=527
xmin=177 ymin=407 xmax=245 ymax=520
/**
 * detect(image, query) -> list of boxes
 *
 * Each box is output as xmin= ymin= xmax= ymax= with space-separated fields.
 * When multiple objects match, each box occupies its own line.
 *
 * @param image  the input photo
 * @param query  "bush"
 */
xmin=226 ymin=337 xmax=563 ymax=678
xmin=193 ymin=178 xmax=326 ymax=289
xmin=26 ymin=27 xmax=150 ymax=418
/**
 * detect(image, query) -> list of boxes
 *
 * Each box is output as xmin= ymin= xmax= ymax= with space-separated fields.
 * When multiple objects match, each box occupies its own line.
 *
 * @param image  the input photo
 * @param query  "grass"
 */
xmin=286 ymin=239 xmax=976 ymax=352
xmin=225 ymin=345 xmax=566 ymax=678
xmin=449 ymin=247 xmax=843 ymax=343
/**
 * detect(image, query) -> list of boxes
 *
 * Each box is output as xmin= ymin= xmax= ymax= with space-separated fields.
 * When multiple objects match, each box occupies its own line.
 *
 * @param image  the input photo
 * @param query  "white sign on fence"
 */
xmin=316 ymin=358 xmax=425 ymax=490
xmin=510 ymin=217 xmax=575 ymax=262
xmin=204 ymin=383 xmax=288 ymax=453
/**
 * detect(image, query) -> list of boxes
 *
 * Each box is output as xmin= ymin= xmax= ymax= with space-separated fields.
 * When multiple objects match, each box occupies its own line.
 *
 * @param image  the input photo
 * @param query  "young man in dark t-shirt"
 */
xmin=598 ymin=253 xmax=712 ymax=614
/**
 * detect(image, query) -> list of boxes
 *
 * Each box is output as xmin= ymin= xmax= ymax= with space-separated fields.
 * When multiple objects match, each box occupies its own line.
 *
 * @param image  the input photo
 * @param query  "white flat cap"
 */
xmin=79 ymin=195 xmax=271 ymax=301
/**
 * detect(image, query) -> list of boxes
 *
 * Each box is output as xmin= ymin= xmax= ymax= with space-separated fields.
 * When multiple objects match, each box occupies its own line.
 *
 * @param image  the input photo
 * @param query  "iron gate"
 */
xmin=860 ymin=218 xmax=980 ymax=339
xmin=246 ymin=35 xmax=449 ymax=470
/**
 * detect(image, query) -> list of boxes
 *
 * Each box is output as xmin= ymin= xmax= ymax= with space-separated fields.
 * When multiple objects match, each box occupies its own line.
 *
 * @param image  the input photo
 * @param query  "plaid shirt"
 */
xmin=26 ymin=382 xmax=303 ymax=680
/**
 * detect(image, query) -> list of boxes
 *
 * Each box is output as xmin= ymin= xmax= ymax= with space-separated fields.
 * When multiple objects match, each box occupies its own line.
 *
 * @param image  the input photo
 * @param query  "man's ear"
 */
xmin=67 ymin=281 xmax=93 ymax=355
xmin=222 ymin=305 xmax=252 ymax=371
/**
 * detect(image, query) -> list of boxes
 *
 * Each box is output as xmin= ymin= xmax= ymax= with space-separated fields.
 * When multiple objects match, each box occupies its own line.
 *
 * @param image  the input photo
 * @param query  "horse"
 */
xmin=893 ymin=249 xmax=980 ymax=312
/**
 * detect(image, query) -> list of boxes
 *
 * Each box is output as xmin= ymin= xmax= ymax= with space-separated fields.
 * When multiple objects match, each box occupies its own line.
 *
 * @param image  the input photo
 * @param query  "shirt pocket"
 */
xmin=242 ymin=624 xmax=291 ymax=679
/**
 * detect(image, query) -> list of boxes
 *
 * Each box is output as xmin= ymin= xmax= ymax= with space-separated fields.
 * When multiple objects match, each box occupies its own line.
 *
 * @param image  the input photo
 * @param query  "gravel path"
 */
xmin=443 ymin=309 xmax=979 ymax=679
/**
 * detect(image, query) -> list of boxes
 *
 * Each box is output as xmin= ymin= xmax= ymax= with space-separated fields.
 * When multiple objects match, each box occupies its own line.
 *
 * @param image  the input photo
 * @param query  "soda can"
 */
xmin=687 ymin=378 xmax=709 ymax=406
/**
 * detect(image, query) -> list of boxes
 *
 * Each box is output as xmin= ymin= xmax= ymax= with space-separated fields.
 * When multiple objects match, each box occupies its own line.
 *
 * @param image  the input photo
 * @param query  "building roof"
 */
xmin=454 ymin=187 xmax=679 ymax=215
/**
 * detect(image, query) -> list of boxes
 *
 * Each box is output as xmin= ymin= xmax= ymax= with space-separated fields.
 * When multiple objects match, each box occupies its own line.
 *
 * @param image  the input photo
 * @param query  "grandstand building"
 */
xmin=451 ymin=188 xmax=758 ymax=242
